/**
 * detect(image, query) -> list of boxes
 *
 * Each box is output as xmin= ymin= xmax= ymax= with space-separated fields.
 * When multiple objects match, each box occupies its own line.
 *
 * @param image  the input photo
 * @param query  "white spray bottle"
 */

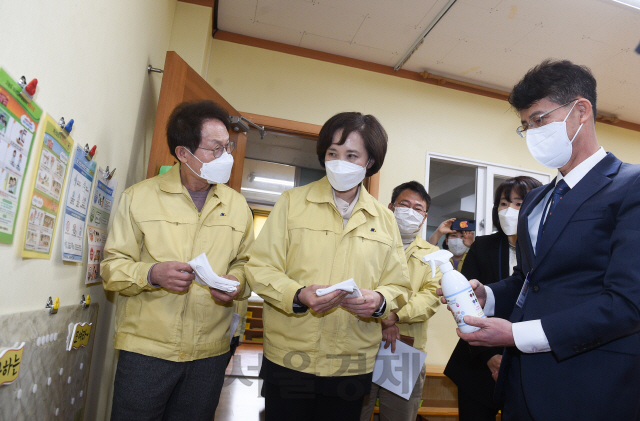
xmin=422 ymin=250 xmax=485 ymax=333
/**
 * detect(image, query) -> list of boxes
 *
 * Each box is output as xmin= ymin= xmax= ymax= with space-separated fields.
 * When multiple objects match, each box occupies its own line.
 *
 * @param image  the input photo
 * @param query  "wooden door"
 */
xmin=147 ymin=51 xmax=246 ymax=192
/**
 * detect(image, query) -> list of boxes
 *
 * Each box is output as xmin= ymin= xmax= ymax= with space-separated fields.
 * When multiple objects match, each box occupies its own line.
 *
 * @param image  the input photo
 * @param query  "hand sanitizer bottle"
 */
xmin=423 ymin=250 xmax=485 ymax=333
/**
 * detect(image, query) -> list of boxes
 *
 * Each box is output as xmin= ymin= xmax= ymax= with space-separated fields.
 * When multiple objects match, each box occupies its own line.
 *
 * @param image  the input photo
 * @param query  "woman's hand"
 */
xmin=438 ymin=218 xmax=457 ymax=235
xmin=382 ymin=324 xmax=400 ymax=353
xmin=487 ymin=354 xmax=502 ymax=381
xmin=297 ymin=284 xmax=349 ymax=313
xmin=209 ymin=275 xmax=240 ymax=303
xmin=462 ymin=230 xmax=475 ymax=248
xmin=428 ymin=218 xmax=457 ymax=245
xmin=341 ymin=289 xmax=383 ymax=318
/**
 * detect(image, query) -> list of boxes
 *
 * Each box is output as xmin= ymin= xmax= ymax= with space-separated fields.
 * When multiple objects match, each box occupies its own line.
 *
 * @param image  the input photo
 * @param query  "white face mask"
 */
xmin=498 ymin=206 xmax=519 ymax=236
xmin=184 ymin=149 xmax=234 ymax=184
xmin=447 ymin=237 xmax=467 ymax=256
xmin=325 ymin=159 xmax=368 ymax=192
xmin=526 ymin=101 xmax=583 ymax=168
xmin=394 ymin=207 xmax=424 ymax=235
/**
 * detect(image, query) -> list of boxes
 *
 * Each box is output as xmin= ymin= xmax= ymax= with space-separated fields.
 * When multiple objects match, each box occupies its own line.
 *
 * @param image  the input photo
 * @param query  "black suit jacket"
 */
xmin=492 ymin=153 xmax=640 ymax=420
xmin=444 ymin=232 xmax=510 ymax=407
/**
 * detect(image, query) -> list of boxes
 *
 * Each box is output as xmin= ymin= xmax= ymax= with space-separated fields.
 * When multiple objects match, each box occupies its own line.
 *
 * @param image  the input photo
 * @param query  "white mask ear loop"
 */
xmin=563 ymin=101 xmax=583 ymax=143
xmin=182 ymin=147 xmax=204 ymax=178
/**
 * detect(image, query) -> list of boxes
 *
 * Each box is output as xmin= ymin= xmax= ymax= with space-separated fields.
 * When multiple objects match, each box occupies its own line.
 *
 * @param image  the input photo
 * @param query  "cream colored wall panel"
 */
xmin=168 ymin=2 xmax=213 ymax=77
xmin=1 ymin=1 xmax=177 ymax=420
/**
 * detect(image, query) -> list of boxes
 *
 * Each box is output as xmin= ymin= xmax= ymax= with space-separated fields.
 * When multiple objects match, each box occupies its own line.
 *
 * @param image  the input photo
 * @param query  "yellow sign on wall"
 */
xmin=0 ymin=342 xmax=25 ymax=386
xmin=67 ymin=323 xmax=92 ymax=351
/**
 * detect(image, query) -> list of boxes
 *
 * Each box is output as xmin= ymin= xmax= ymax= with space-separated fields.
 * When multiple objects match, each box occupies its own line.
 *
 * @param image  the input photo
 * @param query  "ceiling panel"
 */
xmin=217 ymin=0 xmax=640 ymax=124
xmin=253 ymin=0 xmax=367 ymax=42
xmin=218 ymin=14 xmax=304 ymax=45
xmin=299 ymin=32 xmax=398 ymax=65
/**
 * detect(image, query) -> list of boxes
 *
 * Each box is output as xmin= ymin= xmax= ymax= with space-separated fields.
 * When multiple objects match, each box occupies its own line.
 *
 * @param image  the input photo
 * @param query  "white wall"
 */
xmin=0 ymin=1 xmax=177 ymax=419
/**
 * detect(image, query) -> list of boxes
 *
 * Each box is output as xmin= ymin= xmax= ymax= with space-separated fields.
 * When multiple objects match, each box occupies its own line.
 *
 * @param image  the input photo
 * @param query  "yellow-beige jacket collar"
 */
xmin=158 ymin=163 xmax=225 ymax=203
xmin=306 ymin=176 xmax=379 ymax=217
xmin=407 ymin=234 xmax=439 ymax=260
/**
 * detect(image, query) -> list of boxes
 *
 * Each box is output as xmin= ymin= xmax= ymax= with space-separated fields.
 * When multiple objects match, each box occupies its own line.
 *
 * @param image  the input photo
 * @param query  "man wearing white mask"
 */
xmin=441 ymin=60 xmax=640 ymax=420
xmin=102 ymin=100 xmax=254 ymax=421
xmin=360 ymin=181 xmax=442 ymax=421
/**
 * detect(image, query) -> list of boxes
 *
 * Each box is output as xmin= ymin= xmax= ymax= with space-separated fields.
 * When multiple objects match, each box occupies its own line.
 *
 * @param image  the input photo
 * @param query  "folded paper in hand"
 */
xmin=316 ymin=278 xmax=362 ymax=299
xmin=188 ymin=253 xmax=239 ymax=293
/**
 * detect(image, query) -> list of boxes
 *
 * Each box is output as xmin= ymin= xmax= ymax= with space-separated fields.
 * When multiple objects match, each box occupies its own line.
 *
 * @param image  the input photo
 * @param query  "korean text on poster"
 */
xmin=85 ymin=168 xmax=117 ymax=284
xmin=0 ymin=68 xmax=42 ymax=244
xmin=62 ymin=146 xmax=96 ymax=262
xmin=22 ymin=114 xmax=73 ymax=259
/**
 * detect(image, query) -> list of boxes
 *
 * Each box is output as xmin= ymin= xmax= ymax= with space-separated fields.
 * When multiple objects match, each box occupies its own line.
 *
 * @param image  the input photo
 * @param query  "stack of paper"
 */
xmin=188 ymin=253 xmax=239 ymax=293
xmin=316 ymin=278 xmax=362 ymax=299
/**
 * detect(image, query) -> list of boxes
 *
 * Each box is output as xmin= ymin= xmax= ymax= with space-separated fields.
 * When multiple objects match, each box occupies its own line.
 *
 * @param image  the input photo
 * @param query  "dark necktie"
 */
xmin=536 ymin=179 xmax=570 ymax=253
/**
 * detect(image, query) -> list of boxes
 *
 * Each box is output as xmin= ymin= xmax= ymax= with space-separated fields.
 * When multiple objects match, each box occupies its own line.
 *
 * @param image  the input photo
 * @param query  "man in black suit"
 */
xmin=439 ymin=60 xmax=640 ymax=420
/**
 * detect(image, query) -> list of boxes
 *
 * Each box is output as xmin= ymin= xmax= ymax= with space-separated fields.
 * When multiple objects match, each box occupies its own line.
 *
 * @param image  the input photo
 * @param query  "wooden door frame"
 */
xmin=239 ymin=112 xmax=380 ymax=199
xmin=146 ymin=51 xmax=247 ymax=193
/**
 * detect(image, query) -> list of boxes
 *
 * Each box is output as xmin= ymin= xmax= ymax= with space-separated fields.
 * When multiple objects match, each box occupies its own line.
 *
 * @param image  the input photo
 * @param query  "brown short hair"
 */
xmin=166 ymin=100 xmax=230 ymax=160
xmin=316 ymin=112 xmax=387 ymax=177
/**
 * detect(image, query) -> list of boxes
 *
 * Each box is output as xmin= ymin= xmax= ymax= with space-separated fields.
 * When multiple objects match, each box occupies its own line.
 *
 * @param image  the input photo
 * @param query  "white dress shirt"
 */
xmin=484 ymin=147 xmax=607 ymax=353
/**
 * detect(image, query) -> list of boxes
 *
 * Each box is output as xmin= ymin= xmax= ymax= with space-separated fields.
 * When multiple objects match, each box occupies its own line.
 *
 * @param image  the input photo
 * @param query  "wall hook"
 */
xmin=84 ymin=144 xmax=96 ymax=160
xmin=103 ymin=166 xmax=116 ymax=180
xmin=46 ymin=296 xmax=59 ymax=315
xmin=147 ymin=65 xmax=163 ymax=74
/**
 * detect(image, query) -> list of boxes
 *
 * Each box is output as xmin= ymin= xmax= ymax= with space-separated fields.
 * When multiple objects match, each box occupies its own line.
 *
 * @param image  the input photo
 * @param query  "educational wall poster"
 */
xmin=21 ymin=114 xmax=73 ymax=259
xmin=0 ymin=68 xmax=42 ymax=244
xmin=85 ymin=168 xmax=117 ymax=284
xmin=62 ymin=146 xmax=96 ymax=262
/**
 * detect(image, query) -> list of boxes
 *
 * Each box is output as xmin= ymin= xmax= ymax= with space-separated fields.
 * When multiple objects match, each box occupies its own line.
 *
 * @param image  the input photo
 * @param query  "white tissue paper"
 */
xmin=316 ymin=278 xmax=362 ymax=299
xmin=188 ymin=253 xmax=239 ymax=293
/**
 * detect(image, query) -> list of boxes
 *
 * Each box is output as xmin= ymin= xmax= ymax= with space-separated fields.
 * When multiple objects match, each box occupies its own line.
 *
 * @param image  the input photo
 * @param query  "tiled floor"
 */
xmin=215 ymin=344 xmax=265 ymax=421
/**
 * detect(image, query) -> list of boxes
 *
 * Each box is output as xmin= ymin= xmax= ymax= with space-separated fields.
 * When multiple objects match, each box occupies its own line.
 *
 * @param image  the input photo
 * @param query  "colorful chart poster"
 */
xmin=85 ymin=168 xmax=117 ymax=284
xmin=0 ymin=68 xmax=42 ymax=244
xmin=22 ymin=114 xmax=73 ymax=259
xmin=62 ymin=146 xmax=96 ymax=262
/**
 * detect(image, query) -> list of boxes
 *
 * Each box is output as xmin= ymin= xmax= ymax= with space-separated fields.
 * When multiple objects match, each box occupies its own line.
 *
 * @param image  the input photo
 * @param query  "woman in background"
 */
xmin=444 ymin=176 xmax=542 ymax=421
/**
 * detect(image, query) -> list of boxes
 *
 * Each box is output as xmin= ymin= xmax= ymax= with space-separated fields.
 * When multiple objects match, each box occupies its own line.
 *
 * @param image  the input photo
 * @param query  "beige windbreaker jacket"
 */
xmin=396 ymin=235 xmax=443 ymax=354
xmin=245 ymin=177 xmax=412 ymax=377
xmin=101 ymin=164 xmax=253 ymax=362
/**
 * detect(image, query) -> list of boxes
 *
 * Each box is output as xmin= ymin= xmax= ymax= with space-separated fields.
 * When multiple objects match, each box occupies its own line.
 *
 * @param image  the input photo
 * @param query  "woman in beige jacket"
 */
xmin=246 ymin=112 xmax=412 ymax=421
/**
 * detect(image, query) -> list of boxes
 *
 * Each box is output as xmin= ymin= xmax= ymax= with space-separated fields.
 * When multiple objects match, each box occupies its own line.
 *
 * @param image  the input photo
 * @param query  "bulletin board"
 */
xmin=0 ymin=303 xmax=99 ymax=420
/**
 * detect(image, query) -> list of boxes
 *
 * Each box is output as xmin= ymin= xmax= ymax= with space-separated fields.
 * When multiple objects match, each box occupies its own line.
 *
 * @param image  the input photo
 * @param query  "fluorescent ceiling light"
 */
xmin=612 ymin=0 xmax=640 ymax=10
xmin=241 ymin=187 xmax=282 ymax=195
xmin=254 ymin=176 xmax=294 ymax=187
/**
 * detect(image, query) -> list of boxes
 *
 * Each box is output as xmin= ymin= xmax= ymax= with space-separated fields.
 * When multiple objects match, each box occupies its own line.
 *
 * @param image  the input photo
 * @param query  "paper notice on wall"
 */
xmin=0 ymin=68 xmax=42 ymax=244
xmin=62 ymin=146 xmax=96 ymax=262
xmin=22 ymin=114 xmax=73 ymax=259
xmin=85 ymin=168 xmax=117 ymax=284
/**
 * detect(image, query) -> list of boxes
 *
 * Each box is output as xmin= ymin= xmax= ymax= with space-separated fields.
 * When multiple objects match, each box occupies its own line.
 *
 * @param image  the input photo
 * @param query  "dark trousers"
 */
xmin=111 ymin=350 xmax=229 ymax=421
xmin=458 ymin=388 xmax=498 ymax=421
xmin=502 ymin=353 xmax=534 ymax=421
xmin=263 ymin=380 xmax=365 ymax=421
